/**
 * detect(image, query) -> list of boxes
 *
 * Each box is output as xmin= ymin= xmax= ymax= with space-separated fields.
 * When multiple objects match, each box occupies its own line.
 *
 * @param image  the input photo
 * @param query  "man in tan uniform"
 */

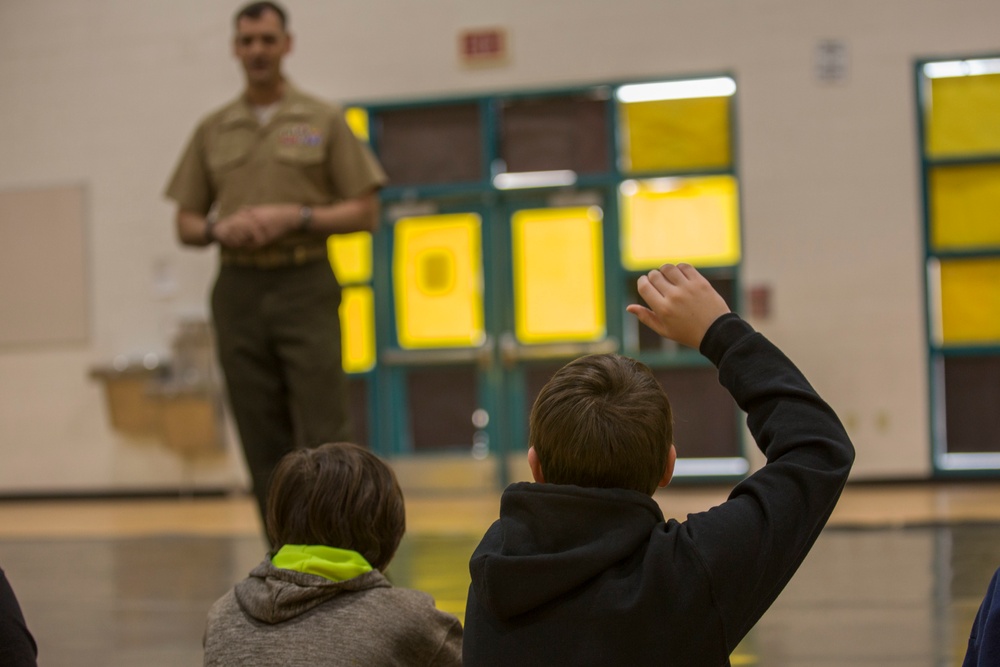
xmin=165 ymin=1 xmax=387 ymax=523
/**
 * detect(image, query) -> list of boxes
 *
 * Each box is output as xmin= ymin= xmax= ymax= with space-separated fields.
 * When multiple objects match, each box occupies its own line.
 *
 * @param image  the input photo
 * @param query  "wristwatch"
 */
xmin=204 ymin=216 xmax=217 ymax=243
xmin=299 ymin=205 xmax=313 ymax=232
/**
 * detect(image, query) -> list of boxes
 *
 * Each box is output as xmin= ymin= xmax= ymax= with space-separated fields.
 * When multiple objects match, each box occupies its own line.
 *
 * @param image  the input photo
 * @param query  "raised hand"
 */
xmin=626 ymin=263 xmax=731 ymax=349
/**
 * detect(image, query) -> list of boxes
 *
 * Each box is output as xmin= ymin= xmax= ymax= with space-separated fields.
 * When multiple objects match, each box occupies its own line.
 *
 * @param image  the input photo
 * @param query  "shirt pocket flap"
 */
xmin=208 ymin=130 xmax=254 ymax=172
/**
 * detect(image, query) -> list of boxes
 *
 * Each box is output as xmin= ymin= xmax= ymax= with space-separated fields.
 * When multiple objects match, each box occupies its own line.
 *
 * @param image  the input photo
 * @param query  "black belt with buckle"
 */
xmin=220 ymin=244 xmax=329 ymax=269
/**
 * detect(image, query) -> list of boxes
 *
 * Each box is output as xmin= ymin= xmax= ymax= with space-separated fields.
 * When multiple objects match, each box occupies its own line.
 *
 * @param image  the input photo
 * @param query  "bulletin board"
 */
xmin=0 ymin=185 xmax=89 ymax=346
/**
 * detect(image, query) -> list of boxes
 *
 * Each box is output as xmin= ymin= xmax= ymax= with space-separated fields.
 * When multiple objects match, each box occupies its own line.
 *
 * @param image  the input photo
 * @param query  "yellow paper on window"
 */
xmin=927 ymin=73 xmax=1000 ymax=157
xmin=929 ymin=164 xmax=1000 ymax=251
xmin=938 ymin=259 xmax=1000 ymax=345
xmin=345 ymin=107 xmax=370 ymax=142
xmin=619 ymin=97 xmax=731 ymax=173
xmin=512 ymin=207 xmax=606 ymax=344
xmin=620 ymin=176 xmax=741 ymax=270
xmin=340 ymin=286 xmax=375 ymax=373
xmin=393 ymin=213 xmax=485 ymax=349
xmin=328 ymin=232 xmax=372 ymax=285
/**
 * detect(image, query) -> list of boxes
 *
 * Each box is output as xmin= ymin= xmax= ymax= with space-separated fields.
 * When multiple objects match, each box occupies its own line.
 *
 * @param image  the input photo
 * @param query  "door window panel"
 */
xmin=925 ymin=71 xmax=1000 ymax=157
xmin=499 ymin=95 xmax=609 ymax=174
xmin=346 ymin=376 xmax=370 ymax=446
xmin=618 ymin=94 xmax=731 ymax=173
xmin=653 ymin=367 xmax=741 ymax=459
xmin=393 ymin=213 xmax=485 ymax=349
xmin=620 ymin=176 xmax=740 ymax=270
xmin=512 ymin=207 xmax=606 ymax=344
xmin=340 ymin=286 xmax=375 ymax=373
xmin=942 ymin=356 xmax=1000 ymax=453
xmin=406 ymin=366 xmax=478 ymax=450
xmin=345 ymin=107 xmax=370 ymax=142
xmin=328 ymin=232 xmax=372 ymax=284
xmin=935 ymin=258 xmax=1000 ymax=346
xmin=929 ymin=164 xmax=1000 ymax=251
xmin=376 ymin=104 xmax=482 ymax=185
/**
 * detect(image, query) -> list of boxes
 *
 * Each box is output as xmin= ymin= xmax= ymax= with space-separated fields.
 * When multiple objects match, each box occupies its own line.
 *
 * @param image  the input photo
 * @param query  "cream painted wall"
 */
xmin=0 ymin=0 xmax=995 ymax=492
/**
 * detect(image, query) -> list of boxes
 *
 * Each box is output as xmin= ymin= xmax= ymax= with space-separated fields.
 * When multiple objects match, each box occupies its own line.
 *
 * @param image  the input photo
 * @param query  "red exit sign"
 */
xmin=459 ymin=28 xmax=508 ymax=65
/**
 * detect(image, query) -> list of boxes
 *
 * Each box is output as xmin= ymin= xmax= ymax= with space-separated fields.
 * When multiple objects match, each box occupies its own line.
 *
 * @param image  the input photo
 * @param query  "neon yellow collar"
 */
xmin=271 ymin=544 xmax=373 ymax=582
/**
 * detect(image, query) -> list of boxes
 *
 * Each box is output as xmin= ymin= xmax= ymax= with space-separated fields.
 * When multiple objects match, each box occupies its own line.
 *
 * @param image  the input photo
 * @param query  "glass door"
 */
xmin=358 ymin=75 xmax=748 ymax=483
xmin=917 ymin=57 xmax=1000 ymax=473
xmin=494 ymin=196 xmax=620 ymax=474
xmin=374 ymin=196 xmax=619 ymax=471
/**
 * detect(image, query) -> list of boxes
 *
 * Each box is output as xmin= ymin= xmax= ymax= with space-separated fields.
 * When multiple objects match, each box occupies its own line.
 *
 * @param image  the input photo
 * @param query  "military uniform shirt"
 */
xmin=165 ymin=84 xmax=387 ymax=253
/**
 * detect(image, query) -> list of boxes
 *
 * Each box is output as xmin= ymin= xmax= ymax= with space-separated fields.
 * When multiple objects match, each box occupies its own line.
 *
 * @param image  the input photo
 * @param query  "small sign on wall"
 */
xmin=459 ymin=27 xmax=508 ymax=67
xmin=816 ymin=39 xmax=849 ymax=83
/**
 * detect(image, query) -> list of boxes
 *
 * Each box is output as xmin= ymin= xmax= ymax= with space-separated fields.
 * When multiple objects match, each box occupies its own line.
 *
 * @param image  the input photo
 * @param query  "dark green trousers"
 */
xmin=211 ymin=260 xmax=353 ymax=523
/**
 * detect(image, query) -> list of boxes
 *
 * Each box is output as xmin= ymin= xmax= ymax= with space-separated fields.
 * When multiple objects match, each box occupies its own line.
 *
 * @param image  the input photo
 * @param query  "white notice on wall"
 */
xmin=816 ymin=39 xmax=849 ymax=83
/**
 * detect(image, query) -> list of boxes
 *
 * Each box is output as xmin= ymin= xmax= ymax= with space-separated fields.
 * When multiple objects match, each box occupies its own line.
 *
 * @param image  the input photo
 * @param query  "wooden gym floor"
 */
xmin=1 ymin=479 xmax=1000 ymax=666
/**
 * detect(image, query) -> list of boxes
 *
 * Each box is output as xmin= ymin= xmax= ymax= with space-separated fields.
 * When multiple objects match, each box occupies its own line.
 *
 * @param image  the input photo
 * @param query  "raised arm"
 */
xmin=628 ymin=264 xmax=855 ymax=650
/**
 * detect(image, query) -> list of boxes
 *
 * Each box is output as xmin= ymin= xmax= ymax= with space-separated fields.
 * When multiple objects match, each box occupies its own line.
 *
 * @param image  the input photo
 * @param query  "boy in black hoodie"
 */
xmin=463 ymin=263 xmax=855 ymax=667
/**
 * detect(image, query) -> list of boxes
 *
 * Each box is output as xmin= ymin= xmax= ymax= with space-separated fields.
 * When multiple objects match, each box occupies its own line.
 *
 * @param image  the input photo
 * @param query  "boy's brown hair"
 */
xmin=529 ymin=354 xmax=673 ymax=495
xmin=266 ymin=442 xmax=405 ymax=571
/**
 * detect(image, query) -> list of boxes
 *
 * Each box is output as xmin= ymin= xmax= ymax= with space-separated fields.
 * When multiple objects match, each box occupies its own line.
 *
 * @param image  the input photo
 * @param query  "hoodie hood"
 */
xmin=469 ymin=482 xmax=665 ymax=620
xmin=234 ymin=559 xmax=390 ymax=624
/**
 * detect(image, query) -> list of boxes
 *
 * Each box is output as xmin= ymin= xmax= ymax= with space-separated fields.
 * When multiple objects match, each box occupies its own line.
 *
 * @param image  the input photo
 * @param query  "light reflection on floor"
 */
xmin=1 ymin=524 xmax=998 ymax=666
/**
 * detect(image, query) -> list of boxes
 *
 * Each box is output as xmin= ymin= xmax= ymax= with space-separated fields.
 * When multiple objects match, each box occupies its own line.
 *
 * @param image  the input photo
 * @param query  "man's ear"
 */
xmin=527 ymin=446 xmax=545 ymax=483
xmin=658 ymin=444 xmax=677 ymax=489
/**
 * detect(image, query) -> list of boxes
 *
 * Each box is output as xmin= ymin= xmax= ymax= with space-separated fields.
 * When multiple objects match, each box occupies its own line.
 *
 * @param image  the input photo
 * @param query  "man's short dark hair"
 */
xmin=530 ymin=354 xmax=673 ymax=495
xmin=234 ymin=1 xmax=288 ymax=29
xmin=266 ymin=442 xmax=405 ymax=571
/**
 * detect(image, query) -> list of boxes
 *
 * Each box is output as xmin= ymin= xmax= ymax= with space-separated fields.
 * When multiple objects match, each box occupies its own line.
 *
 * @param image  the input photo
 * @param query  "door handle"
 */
xmin=380 ymin=336 xmax=496 ymax=370
xmin=499 ymin=333 xmax=619 ymax=368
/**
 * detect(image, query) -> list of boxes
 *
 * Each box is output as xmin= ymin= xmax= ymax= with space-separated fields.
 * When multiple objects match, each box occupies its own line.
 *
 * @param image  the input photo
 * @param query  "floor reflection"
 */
xmin=389 ymin=534 xmax=480 ymax=624
xmin=1 ymin=524 xmax=998 ymax=666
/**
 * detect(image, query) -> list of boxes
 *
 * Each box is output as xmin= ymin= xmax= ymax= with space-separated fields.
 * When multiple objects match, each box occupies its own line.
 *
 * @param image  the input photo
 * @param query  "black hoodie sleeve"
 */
xmin=683 ymin=313 xmax=855 ymax=650
xmin=0 ymin=568 xmax=38 ymax=667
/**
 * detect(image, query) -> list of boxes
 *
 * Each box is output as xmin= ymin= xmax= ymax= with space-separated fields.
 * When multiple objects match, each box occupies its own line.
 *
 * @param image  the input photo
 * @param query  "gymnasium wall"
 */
xmin=0 ymin=0 xmax=992 ymax=492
